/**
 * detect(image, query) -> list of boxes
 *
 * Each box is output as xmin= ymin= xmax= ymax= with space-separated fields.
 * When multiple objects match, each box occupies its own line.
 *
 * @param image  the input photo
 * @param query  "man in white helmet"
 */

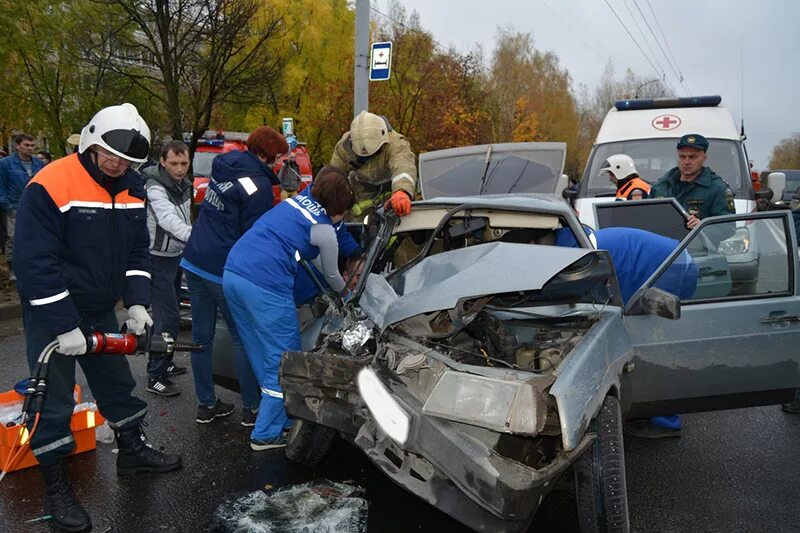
xmin=330 ymin=111 xmax=417 ymax=218
xmin=600 ymin=153 xmax=651 ymax=201
xmin=13 ymin=103 xmax=181 ymax=532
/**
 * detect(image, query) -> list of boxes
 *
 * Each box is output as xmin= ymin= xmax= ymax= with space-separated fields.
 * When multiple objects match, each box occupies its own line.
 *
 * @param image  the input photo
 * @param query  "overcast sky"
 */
xmin=377 ymin=0 xmax=799 ymax=169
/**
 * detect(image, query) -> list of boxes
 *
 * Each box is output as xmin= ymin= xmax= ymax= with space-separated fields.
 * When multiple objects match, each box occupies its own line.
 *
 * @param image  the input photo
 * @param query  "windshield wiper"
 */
xmin=478 ymin=145 xmax=493 ymax=195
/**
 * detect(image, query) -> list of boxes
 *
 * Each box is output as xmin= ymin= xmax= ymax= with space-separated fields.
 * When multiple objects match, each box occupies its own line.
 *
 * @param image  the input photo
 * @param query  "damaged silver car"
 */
xmin=278 ymin=192 xmax=800 ymax=533
xmin=210 ymin=142 xmax=800 ymax=532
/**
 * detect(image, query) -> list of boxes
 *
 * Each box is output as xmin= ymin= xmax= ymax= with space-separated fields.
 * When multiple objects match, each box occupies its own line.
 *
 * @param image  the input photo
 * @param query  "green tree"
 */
xmin=0 ymin=0 xmax=130 ymax=155
xmin=369 ymin=2 xmax=489 ymax=154
xmin=487 ymin=29 xmax=583 ymax=176
xmin=84 ymin=0 xmax=286 ymax=153
xmin=236 ymin=0 xmax=355 ymax=168
xmin=769 ymin=134 xmax=800 ymax=170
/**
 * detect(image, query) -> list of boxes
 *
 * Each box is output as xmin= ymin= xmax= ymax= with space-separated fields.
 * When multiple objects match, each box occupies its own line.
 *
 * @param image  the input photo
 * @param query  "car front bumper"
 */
xmin=281 ymin=351 xmax=594 ymax=532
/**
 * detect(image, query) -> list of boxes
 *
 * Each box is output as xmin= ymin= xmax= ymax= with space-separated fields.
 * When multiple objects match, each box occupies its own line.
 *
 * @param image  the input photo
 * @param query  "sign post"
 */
xmin=369 ymin=41 xmax=392 ymax=81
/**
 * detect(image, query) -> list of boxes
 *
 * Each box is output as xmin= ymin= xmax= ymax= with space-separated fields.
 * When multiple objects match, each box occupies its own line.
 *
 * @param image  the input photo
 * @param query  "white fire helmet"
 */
xmin=600 ymin=154 xmax=638 ymax=181
xmin=79 ymin=103 xmax=151 ymax=163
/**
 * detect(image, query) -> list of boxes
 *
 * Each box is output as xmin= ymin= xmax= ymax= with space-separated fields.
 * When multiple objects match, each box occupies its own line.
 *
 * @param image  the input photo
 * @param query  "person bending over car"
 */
xmin=223 ymin=166 xmax=355 ymax=451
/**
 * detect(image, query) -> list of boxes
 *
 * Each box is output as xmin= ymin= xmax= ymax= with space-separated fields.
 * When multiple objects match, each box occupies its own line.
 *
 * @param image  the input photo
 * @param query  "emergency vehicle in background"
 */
xmin=571 ymin=94 xmax=761 ymax=294
xmin=190 ymin=118 xmax=313 ymax=207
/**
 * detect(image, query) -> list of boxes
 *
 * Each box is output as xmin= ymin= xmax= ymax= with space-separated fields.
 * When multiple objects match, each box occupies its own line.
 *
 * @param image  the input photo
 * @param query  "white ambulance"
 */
xmin=574 ymin=95 xmax=755 ymax=229
xmin=573 ymin=95 xmax=760 ymax=294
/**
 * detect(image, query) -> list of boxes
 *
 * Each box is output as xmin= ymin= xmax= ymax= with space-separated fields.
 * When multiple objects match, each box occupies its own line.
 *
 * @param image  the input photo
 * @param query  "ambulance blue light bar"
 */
xmin=615 ymin=95 xmax=722 ymax=111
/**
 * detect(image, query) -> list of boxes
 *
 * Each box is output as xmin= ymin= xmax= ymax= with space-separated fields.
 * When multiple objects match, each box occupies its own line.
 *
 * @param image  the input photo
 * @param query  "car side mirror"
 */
xmin=767 ymin=172 xmax=786 ymax=201
xmin=755 ymin=188 xmax=773 ymax=201
xmin=629 ymin=287 xmax=681 ymax=320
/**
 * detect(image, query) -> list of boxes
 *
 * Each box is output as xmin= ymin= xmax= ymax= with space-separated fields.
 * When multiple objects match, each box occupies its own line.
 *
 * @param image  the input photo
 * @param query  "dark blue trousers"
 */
xmin=23 ymin=306 xmax=147 ymax=465
xmin=147 ymin=254 xmax=182 ymax=379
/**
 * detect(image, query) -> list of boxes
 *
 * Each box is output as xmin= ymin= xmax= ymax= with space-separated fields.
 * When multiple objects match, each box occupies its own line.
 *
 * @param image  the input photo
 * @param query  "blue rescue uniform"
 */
xmin=224 ymin=193 xmax=344 ymax=441
xmin=556 ymin=226 xmax=698 ymax=431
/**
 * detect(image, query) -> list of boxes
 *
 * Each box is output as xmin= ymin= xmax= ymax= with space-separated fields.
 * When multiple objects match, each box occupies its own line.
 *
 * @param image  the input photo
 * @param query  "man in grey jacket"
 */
xmin=144 ymin=140 xmax=193 ymax=396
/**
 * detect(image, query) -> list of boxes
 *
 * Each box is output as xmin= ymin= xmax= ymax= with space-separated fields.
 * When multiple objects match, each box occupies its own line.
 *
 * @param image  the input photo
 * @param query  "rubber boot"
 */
xmin=115 ymin=425 xmax=182 ymax=476
xmin=40 ymin=460 xmax=92 ymax=532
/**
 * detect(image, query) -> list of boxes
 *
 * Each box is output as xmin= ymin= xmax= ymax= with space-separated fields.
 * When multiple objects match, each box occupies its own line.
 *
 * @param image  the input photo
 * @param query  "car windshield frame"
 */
xmin=580 ymin=138 xmax=752 ymax=200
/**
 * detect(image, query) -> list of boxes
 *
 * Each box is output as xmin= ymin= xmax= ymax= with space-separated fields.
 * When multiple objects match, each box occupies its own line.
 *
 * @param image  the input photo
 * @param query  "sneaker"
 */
xmin=625 ymin=419 xmax=681 ymax=439
xmin=782 ymin=400 xmax=800 ymax=413
xmin=167 ymin=363 xmax=187 ymax=376
xmin=241 ymin=408 xmax=258 ymax=427
xmin=146 ymin=377 xmax=180 ymax=397
xmin=196 ymin=399 xmax=235 ymax=423
xmin=250 ymin=435 xmax=287 ymax=451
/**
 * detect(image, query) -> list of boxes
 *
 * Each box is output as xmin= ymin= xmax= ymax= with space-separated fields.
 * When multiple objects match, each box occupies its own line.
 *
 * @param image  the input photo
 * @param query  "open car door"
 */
xmin=622 ymin=210 xmax=800 ymax=417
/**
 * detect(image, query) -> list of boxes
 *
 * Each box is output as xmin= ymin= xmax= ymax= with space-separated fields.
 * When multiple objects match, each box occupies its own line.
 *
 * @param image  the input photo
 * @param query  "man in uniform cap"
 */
xmin=649 ymin=133 xmax=735 ymax=228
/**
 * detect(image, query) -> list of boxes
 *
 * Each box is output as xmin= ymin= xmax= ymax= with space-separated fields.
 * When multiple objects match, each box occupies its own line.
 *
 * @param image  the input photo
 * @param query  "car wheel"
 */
xmin=574 ymin=395 xmax=630 ymax=533
xmin=285 ymin=418 xmax=338 ymax=467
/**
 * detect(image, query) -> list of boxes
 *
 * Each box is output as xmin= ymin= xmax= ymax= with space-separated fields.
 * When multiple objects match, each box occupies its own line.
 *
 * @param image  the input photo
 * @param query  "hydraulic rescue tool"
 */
xmin=0 ymin=328 xmax=202 ymax=480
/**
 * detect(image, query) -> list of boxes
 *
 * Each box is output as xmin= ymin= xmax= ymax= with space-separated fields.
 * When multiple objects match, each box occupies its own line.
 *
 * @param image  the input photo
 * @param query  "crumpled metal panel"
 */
xmin=359 ymin=242 xmax=596 ymax=330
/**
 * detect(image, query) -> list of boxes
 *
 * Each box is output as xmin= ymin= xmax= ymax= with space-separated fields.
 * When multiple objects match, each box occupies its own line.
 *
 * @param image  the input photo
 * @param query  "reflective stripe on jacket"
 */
xmin=225 ymin=193 xmax=333 ymax=297
xmin=14 ymin=153 xmax=151 ymax=335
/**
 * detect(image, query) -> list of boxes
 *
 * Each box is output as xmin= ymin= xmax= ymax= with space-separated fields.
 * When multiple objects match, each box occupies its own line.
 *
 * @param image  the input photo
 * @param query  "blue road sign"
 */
xmin=370 ymin=41 xmax=392 ymax=81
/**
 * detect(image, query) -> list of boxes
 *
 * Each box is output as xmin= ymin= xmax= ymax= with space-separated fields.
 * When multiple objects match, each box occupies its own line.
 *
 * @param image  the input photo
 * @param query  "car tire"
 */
xmin=574 ymin=394 xmax=630 ymax=533
xmin=285 ymin=418 xmax=337 ymax=467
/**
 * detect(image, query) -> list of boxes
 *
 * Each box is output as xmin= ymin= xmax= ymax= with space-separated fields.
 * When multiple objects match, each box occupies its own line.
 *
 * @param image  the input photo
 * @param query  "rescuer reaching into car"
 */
xmin=223 ymin=166 xmax=355 ymax=451
xmin=13 ymin=103 xmax=182 ymax=532
xmin=600 ymin=154 xmax=651 ymax=200
xmin=330 ymin=111 xmax=417 ymax=219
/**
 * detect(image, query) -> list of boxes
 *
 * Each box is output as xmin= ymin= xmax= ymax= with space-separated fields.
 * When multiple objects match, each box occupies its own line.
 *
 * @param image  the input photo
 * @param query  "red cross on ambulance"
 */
xmin=651 ymin=114 xmax=681 ymax=131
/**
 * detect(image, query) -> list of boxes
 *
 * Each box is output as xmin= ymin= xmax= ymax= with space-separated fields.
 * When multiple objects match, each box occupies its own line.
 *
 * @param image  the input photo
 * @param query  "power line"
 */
xmin=602 ymin=0 xmax=676 ymax=95
xmin=542 ymin=0 xmax=609 ymax=61
xmin=643 ymin=0 xmax=691 ymax=94
xmin=631 ymin=0 xmax=689 ymax=95
xmin=621 ymin=0 xmax=672 ymax=88
xmin=369 ymin=5 xmax=453 ymax=54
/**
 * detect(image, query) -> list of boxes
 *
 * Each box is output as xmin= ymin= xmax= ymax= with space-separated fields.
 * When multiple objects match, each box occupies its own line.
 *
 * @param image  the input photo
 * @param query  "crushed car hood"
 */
xmin=360 ymin=242 xmax=611 ymax=331
xmin=418 ymin=142 xmax=567 ymax=199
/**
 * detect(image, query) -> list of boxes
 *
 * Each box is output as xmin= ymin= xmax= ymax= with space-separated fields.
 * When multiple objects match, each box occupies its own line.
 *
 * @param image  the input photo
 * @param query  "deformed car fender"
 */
xmin=549 ymin=309 xmax=633 ymax=451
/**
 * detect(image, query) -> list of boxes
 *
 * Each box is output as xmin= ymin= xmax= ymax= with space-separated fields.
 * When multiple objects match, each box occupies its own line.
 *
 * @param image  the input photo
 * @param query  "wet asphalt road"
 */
xmin=1 ymin=317 xmax=799 ymax=533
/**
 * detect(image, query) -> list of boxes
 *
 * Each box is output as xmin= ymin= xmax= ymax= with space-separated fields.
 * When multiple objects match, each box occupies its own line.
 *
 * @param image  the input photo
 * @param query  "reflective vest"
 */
xmin=616 ymin=177 xmax=651 ymax=200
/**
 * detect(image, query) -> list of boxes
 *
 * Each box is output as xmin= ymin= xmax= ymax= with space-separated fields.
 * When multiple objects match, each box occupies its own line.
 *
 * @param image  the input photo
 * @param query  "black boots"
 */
xmin=115 ymin=424 xmax=182 ymax=476
xmin=40 ymin=460 xmax=91 ymax=532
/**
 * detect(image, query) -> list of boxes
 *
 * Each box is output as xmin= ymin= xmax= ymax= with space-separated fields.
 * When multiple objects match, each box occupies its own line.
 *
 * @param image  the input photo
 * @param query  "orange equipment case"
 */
xmin=0 ymin=385 xmax=104 ymax=473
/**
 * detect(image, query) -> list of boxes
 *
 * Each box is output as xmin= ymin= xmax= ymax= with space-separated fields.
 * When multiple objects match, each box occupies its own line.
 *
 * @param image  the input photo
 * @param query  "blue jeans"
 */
xmin=223 ymin=271 xmax=299 ymax=440
xmin=23 ymin=306 xmax=147 ymax=465
xmin=147 ymin=254 xmax=181 ymax=379
xmin=185 ymin=270 xmax=259 ymax=409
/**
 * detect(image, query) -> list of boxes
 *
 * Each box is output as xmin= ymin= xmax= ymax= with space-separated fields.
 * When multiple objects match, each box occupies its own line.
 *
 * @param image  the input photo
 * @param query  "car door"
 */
xmin=621 ymin=210 xmax=800 ymax=418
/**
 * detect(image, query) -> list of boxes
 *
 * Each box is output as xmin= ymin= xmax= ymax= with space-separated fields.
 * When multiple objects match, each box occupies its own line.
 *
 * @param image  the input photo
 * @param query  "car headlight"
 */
xmin=358 ymin=367 xmax=410 ymax=445
xmin=718 ymin=227 xmax=750 ymax=255
xmin=422 ymin=370 xmax=546 ymax=435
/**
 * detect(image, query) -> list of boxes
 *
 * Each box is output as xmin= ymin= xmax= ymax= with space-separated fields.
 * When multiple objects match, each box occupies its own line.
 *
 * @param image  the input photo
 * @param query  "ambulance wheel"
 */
xmin=574 ymin=395 xmax=630 ymax=533
xmin=285 ymin=419 xmax=337 ymax=467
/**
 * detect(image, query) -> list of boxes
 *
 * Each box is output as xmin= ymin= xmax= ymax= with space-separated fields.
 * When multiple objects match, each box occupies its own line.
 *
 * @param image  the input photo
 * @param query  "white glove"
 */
xmin=125 ymin=305 xmax=153 ymax=335
xmin=57 ymin=327 xmax=87 ymax=355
